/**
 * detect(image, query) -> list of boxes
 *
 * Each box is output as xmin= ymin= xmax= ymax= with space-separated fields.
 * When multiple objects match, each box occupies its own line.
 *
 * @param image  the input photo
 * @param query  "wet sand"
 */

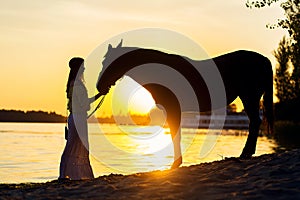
xmin=1 ymin=149 xmax=300 ymax=199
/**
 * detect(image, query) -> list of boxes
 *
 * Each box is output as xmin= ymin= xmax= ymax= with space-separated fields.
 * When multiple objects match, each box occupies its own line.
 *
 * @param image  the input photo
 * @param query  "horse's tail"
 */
xmin=263 ymin=58 xmax=274 ymax=134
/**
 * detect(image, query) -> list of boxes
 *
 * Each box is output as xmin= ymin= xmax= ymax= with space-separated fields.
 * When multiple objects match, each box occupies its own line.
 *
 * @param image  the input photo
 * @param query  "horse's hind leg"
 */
xmin=240 ymin=96 xmax=262 ymax=159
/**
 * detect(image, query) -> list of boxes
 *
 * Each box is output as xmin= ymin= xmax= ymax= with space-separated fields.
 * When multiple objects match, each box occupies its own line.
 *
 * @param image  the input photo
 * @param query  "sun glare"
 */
xmin=110 ymin=126 xmax=173 ymax=155
xmin=128 ymin=86 xmax=156 ymax=115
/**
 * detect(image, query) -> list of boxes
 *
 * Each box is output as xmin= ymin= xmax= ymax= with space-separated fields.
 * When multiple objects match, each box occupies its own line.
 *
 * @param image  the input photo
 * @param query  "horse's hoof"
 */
xmin=239 ymin=153 xmax=252 ymax=159
xmin=171 ymin=157 xmax=182 ymax=169
xmin=225 ymin=157 xmax=242 ymax=162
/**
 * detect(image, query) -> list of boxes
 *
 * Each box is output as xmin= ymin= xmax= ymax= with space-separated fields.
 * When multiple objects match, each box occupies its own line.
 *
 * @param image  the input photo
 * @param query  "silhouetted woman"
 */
xmin=59 ymin=57 xmax=101 ymax=180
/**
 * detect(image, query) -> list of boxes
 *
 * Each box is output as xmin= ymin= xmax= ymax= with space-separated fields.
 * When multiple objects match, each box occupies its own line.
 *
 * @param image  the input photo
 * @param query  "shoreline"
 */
xmin=1 ymin=149 xmax=300 ymax=199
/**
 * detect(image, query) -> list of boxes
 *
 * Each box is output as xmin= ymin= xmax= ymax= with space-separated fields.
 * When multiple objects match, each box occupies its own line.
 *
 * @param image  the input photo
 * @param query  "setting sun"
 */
xmin=106 ymin=76 xmax=158 ymax=117
xmin=128 ymin=86 xmax=156 ymax=115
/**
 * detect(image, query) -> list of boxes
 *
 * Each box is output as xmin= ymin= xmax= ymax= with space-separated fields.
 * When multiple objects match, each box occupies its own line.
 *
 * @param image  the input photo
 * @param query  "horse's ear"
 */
xmin=108 ymin=44 xmax=113 ymax=51
xmin=116 ymin=39 xmax=123 ymax=48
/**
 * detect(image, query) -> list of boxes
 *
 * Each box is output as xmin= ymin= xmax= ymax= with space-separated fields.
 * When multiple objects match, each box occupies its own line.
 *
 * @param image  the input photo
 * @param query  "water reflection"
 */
xmin=89 ymin=124 xmax=277 ymax=176
xmin=0 ymin=123 xmax=279 ymax=183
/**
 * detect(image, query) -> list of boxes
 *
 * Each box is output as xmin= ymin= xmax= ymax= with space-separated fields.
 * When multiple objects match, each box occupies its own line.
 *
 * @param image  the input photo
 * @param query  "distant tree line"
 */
xmin=0 ymin=107 xmax=245 ymax=124
xmin=0 ymin=110 xmax=66 ymax=123
xmin=0 ymin=109 xmax=153 ymax=124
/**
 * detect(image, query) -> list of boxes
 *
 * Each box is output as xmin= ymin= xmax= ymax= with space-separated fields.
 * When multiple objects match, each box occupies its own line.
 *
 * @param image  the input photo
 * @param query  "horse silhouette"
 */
xmin=96 ymin=41 xmax=274 ymax=168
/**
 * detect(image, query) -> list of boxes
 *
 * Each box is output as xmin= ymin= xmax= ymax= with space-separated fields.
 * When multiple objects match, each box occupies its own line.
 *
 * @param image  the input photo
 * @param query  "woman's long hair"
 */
xmin=66 ymin=57 xmax=84 ymax=97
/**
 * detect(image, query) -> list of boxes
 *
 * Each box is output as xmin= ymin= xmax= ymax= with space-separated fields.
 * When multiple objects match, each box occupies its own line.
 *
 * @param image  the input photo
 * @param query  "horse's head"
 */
xmin=96 ymin=40 xmax=137 ymax=95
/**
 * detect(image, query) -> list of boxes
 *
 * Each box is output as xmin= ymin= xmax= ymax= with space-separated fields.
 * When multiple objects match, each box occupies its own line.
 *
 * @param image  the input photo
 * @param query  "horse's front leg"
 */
xmin=144 ymin=84 xmax=182 ymax=168
xmin=170 ymin=124 xmax=182 ymax=169
xmin=158 ymin=98 xmax=182 ymax=168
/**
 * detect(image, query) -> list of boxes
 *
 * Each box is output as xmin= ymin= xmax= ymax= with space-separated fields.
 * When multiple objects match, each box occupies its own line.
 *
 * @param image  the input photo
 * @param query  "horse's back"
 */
xmin=210 ymin=50 xmax=272 ymax=103
xmin=213 ymin=50 xmax=269 ymax=70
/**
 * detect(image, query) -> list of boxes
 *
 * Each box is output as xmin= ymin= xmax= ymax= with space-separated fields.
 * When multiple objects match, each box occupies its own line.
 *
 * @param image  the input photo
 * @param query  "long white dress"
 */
xmin=59 ymin=80 xmax=94 ymax=180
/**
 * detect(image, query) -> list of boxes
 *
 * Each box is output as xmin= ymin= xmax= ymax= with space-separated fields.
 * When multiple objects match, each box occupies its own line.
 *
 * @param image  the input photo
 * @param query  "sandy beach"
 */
xmin=1 ymin=149 xmax=300 ymax=200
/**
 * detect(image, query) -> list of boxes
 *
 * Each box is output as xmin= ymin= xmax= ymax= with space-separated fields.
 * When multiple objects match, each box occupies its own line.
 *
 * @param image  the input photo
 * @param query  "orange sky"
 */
xmin=0 ymin=0 xmax=287 ymax=116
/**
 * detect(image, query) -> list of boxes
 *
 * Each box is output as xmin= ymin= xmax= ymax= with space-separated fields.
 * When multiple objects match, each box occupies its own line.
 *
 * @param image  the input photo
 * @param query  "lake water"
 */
xmin=0 ymin=123 xmax=277 ymax=183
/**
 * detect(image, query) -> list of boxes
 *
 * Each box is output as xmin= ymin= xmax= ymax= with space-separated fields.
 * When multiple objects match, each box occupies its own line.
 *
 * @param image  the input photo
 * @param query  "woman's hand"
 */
xmin=89 ymin=93 xmax=102 ymax=104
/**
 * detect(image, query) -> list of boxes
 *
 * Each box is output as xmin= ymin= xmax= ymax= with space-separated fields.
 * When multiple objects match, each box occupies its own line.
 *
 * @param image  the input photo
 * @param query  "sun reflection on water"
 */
xmin=103 ymin=126 xmax=172 ymax=154
xmin=89 ymin=124 xmax=277 ymax=177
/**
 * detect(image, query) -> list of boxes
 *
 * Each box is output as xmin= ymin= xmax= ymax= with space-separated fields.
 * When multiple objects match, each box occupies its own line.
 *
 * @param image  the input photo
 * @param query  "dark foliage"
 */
xmin=247 ymin=0 xmax=300 ymax=122
xmin=274 ymin=98 xmax=300 ymax=122
xmin=273 ymin=36 xmax=295 ymax=101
